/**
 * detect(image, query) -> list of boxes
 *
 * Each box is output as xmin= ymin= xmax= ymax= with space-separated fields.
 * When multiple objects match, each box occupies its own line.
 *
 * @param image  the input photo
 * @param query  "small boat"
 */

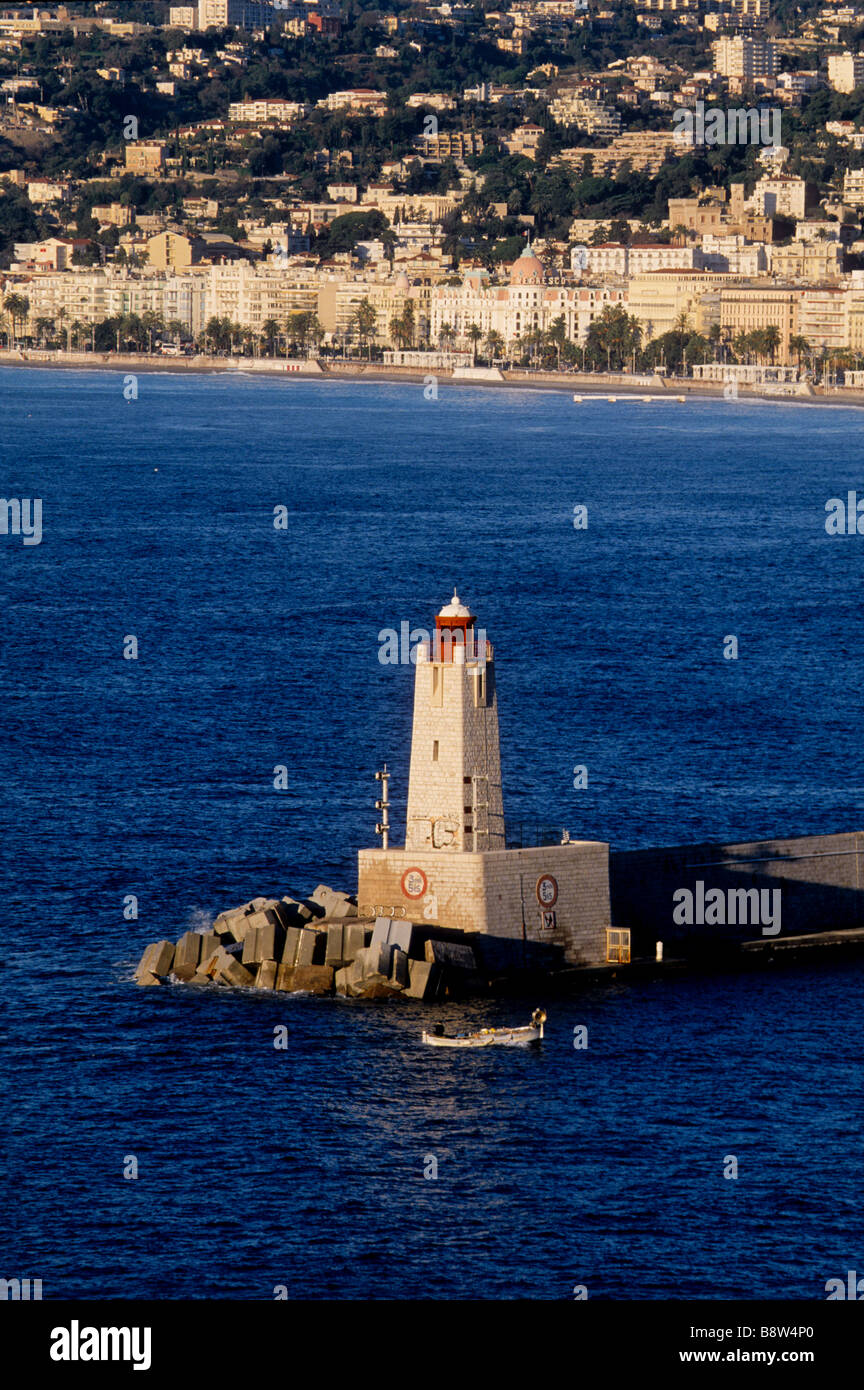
xmin=422 ymin=1008 xmax=546 ymax=1048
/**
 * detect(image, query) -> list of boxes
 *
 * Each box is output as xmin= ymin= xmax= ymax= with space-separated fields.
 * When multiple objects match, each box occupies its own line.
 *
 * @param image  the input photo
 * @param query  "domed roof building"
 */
xmin=508 ymin=243 xmax=546 ymax=286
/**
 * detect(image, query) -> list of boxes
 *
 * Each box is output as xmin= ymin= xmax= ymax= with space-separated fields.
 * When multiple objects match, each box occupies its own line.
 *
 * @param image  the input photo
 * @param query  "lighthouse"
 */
xmin=357 ymin=591 xmax=612 ymax=964
xmin=405 ymin=592 xmax=505 ymax=854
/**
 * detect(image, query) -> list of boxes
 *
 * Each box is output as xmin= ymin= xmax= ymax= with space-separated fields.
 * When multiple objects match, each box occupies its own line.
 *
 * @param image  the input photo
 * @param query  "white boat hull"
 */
xmin=422 ymin=1023 xmax=543 ymax=1048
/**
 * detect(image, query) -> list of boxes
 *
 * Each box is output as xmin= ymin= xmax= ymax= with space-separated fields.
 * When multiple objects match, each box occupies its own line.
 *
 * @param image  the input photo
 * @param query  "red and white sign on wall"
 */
xmin=401 ymin=868 xmax=428 ymax=899
xmin=536 ymin=874 xmax=558 ymax=907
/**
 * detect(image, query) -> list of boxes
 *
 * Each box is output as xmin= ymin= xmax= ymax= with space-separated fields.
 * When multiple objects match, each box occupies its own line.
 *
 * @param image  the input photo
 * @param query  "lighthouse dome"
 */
xmin=438 ymin=590 xmax=472 ymax=618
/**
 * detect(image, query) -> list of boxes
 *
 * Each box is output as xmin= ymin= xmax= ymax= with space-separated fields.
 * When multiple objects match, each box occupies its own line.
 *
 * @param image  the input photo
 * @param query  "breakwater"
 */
xmin=134 ymin=883 xmax=558 ymax=1000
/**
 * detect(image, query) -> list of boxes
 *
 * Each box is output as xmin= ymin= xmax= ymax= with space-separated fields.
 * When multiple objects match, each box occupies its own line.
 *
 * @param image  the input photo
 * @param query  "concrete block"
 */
xmin=135 ymin=940 xmax=175 ymax=979
xmin=344 ymin=958 xmax=368 ymax=995
xmin=213 ymin=909 xmax=243 ymax=937
xmin=256 ymin=959 xmax=278 ymax=991
xmin=388 ymin=921 xmax=414 ymax=956
xmin=371 ymin=918 xmax=391 ymax=950
xmin=228 ymin=916 xmax=252 ymax=944
xmin=243 ymin=897 xmax=268 ymax=912
xmin=259 ymin=920 xmax=286 ymax=964
xmin=309 ymin=884 xmax=356 ymax=919
xmin=242 ymin=927 xmax=261 ymax=968
xmin=325 ymin=923 xmax=345 ymax=967
xmin=296 ymin=927 xmax=325 ymax=967
xmin=289 ymin=965 xmax=334 ymax=995
xmin=373 ymin=942 xmax=394 ymax=977
xmin=275 ymin=962 xmax=294 ymax=992
xmin=282 ymin=895 xmax=314 ymax=924
xmin=281 ymin=926 xmax=302 ymax=966
xmin=174 ymin=931 xmax=202 ymax=980
xmin=343 ymin=922 xmax=367 ymax=962
xmin=214 ymin=947 xmax=255 ymax=988
xmin=136 ymin=972 xmax=162 ymax=987
xmin=390 ymin=947 xmax=410 ymax=988
xmin=244 ymin=909 xmax=272 ymax=933
xmin=301 ymin=894 xmax=327 ymax=920
xmin=405 ymin=959 xmax=438 ymax=1000
xmin=355 ymin=979 xmax=403 ymax=999
xmin=199 ymin=951 xmax=221 ymax=979
xmin=425 ymin=939 xmax=476 ymax=971
xmin=189 ymin=970 xmax=214 ymax=986
xmin=197 ymin=931 xmax=219 ymax=957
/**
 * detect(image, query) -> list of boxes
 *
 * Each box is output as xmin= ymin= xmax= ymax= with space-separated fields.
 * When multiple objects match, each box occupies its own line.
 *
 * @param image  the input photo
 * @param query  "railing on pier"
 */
xmin=505 ymin=822 xmax=567 ymax=850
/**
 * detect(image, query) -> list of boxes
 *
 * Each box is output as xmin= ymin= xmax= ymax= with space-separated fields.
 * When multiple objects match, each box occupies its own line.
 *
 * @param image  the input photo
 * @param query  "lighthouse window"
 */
xmin=432 ymin=741 xmax=439 ymax=762
xmin=431 ymin=666 xmax=442 ymax=705
xmin=474 ymin=671 xmax=486 ymax=706
xmin=606 ymin=929 xmax=631 ymax=964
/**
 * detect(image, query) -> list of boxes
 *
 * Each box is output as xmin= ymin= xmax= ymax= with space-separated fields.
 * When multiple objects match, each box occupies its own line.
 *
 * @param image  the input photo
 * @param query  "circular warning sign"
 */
xmin=536 ymin=874 xmax=558 ymax=907
xmin=401 ymin=868 xmax=428 ymax=899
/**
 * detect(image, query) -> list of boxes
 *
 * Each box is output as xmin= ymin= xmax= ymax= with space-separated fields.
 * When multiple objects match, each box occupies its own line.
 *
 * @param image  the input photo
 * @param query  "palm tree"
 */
xmin=306 ymin=314 xmax=324 ymax=357
xmin=762 ymin=324 xmax=781 ymax=364
xmin=466 ymin=321 xmax=483 ymax=364
xmin=350 ymin=299 xmax=377 ymax=359
xmin=262 ymin=317 xmax=280 ymax=356
xmin=484 ymin=329 xmax=504 ymax=363
xmin=789 ymin=334 xmax=810 ymax=373
xmin=438 ymin=322 xmax=456 ymax=351
xmin=35 ymin=316 xmax=53 ymax=348
xmin=3 ymin=292 xmax=30 ymax=346
xmin=546 ymin=314 xmax=568 ymax=371
xmin=141 ymin=310 xmax=164 ymax=353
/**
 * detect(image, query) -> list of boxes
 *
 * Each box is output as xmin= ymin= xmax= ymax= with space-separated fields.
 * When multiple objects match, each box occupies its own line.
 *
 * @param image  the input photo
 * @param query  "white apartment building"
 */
xmin=712 ymin=36 xmax=779 ymax=80
xmin=227 ymin=100 xmax=308 ymax=122
xmin=578 ymin=244 xmax=701 ymax=277
xmin=13 ymin=263 xmax=320 ymax=338
xmin=195 ymin=0 xmax=278 ymax=28
xmin=749 ymin=175 xmax=811 ymax=219
xmin=548 ymin=93 xmax=622 ymax=136
xmin=827 ymin=52 xmax=864 ymax=93
xmin=699 ymin=235 xmax=767 ymax=275
xmin=844 ymin=167 xmax=864 ymax=206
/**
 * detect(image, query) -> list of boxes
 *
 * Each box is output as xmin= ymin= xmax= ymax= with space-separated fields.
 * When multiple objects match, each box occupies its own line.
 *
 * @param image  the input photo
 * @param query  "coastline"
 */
xmin=3 ymin=346 xmax=864 ymax=409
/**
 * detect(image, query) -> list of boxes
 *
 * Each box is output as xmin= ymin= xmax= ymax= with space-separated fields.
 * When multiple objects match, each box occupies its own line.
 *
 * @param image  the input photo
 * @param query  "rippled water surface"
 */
xmin=3 ymin=370 xmax=863 ymax=1298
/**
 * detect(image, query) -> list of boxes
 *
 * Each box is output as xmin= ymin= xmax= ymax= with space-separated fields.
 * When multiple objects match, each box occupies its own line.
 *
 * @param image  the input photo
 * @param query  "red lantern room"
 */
xmin=434 ymin=591 xmax=475 ymax=662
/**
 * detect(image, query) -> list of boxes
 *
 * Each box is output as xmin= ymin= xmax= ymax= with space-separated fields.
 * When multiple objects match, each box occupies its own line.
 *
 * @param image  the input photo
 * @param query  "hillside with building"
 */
xmin=4 ymin=0 xmax=864 ymax=379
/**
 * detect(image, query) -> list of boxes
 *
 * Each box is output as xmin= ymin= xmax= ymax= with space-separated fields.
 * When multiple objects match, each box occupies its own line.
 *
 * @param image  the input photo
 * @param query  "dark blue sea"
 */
xmin=3 ymin=368 xmax=863 ymax=1299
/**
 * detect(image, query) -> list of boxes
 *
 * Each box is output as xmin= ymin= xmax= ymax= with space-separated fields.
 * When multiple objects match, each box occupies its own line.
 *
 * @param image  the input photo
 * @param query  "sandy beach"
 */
xmin=2 ymin=346 xmax=863 ymax=408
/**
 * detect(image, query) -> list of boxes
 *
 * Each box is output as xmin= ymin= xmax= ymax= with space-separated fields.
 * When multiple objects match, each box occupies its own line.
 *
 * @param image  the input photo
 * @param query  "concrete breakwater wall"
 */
xmin=133 ymin=883 xmax=552 ymax=1000
xmin=610 ymin=831 xmax=864 ymax=957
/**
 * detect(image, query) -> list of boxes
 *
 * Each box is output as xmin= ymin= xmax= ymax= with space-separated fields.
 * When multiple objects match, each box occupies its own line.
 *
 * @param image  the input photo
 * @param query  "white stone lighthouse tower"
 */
xmin=356 ymin=589 xmax=611 ymax=965
xmin=404 ymin=592 xmax=505 ymax=853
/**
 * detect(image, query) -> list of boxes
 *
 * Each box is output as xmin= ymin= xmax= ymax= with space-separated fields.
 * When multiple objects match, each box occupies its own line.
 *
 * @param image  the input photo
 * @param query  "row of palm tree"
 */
xmin=3 ymin=296 xmax=861 ymax=379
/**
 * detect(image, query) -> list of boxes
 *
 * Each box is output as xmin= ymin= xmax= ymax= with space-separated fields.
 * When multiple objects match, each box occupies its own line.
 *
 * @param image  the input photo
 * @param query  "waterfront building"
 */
xmin=625 ymin=269 xmax=731 ymax=340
